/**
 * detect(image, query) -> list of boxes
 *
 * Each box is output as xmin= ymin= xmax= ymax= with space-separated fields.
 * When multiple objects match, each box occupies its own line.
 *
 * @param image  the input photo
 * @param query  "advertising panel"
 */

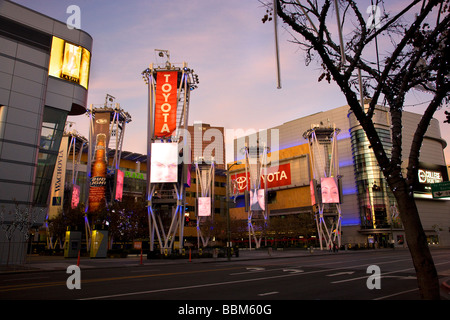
xmin=71 ymin=184 xmax=80 ymax=209
xmin=321 ymin=177 xmax=340 ymax=203
xmin=310 ymin=180 xmax=316 ymax=206
xmin=48 ymin=36 xmax=91 ymax=89
xmin=48 ymin=135 xmax=69 ymax=219
xmin=197 ymin=197 xmax=211 ymax=217
xmin=155 ymin=71 xmax=178 ymax=137
xmin=114 ymin=169 xmax=124 ymax=201
xmin=150 ymin=143 xmax=178 ymax=183
xmin=414 ymin=162 xmax=449 ymax=194
xmin=250 ymin=189 xmax=265 ymax=211
xmin=231 ymin=163 xmax=291 ymax=193
xmin=88 ymin=112 xmax=110 ymax=212
xmin=88 ymin=133 xmax=107 ymax=212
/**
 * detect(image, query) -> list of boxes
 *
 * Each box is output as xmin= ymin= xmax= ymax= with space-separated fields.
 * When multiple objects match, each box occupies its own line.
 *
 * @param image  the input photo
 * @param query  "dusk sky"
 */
xmin=11 ymin=0 xmax=450 ymax=163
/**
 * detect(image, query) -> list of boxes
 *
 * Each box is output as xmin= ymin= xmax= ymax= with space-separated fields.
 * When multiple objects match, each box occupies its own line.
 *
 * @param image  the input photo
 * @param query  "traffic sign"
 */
xmin=430 ymin=181 xmax=450 ymax=198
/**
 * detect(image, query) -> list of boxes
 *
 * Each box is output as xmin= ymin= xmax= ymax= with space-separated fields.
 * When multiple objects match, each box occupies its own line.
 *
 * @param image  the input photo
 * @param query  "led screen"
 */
xmin=310 ymin=180 xmax=316 ymax=206
xmin=114 ymin=169 xmax=124 ymax=201
xmin=48 ymin=36 xmax=91 ymax=89
xmin=150 ymin=143 xmax=178 ymax=183
xmin=71 ymin=184 xmax=80 ymax=209
xmin=321 ymin=177 xmax=340 ymax=203
xmin=250 ymin=188 xmax=265 ymax=211
xmin=198 ymin=197 xmax=211 ymax=217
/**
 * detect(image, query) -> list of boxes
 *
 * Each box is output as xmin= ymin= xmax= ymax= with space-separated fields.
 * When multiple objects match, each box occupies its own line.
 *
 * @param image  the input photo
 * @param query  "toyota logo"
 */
xmin=235 ymin=176 xmax=247 ymax=190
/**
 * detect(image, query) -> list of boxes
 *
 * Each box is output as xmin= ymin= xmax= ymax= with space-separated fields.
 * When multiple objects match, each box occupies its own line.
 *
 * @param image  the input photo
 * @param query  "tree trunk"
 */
xmin=394 ymin=189 xmax=440 ymax=300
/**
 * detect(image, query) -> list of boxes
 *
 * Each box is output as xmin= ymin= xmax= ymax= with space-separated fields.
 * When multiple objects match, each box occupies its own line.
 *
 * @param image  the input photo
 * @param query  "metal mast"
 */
xmin=195 ymin=157 xmax=215 ymax=248
xmin=243 ymin=142 xmax=269 ymax=249
xmin=303 ymin=123 xmax=341 ymax=250
xmin=84 ymin=95 xmax=131 ymax=251
xmin=142 ymin=50 xmax=199 ymax=255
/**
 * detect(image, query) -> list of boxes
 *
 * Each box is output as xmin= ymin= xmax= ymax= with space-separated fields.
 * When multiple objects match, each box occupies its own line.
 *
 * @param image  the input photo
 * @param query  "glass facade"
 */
xmin=33 ymin=106 xmax=68 ymax=205
xmin=351 ymin=128 xmax=401 ymax=229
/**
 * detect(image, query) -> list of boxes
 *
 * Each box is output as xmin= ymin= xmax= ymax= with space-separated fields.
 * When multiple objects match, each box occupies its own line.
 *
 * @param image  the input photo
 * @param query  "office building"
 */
xmin=0 ymin=1 xmax=92 ymax=263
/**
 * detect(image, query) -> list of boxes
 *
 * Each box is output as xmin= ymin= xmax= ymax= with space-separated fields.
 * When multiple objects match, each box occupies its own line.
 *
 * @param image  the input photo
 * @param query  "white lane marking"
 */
xmin=326 ymin=271 xmax=355 ymax=277
xmin=258 ymin=291 xmax=279 ymax=296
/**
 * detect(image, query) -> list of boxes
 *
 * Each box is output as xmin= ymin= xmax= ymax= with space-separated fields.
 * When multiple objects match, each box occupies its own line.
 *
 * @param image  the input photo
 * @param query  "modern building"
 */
xmin=230 ymin=103 xmax=450 ymax=248
xmin=0 ymin=1 xmax=92 ymax=263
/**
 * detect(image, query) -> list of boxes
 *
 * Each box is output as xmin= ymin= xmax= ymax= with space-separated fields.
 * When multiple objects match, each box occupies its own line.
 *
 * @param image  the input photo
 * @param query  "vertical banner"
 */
xmin=88 ymin=134 xmax=107 ymax=212
xmin=155 ymin=71 xmax=178 ymax=137
xmin=48 ymin=135 xmax=69 ymax=219
xmin=114 ymin=169 xmax=124 ymax=201
xmin=88 ymin=112 xmax=110 ymax=212
xmin=71 ymin=184 xmax=80 ymax=209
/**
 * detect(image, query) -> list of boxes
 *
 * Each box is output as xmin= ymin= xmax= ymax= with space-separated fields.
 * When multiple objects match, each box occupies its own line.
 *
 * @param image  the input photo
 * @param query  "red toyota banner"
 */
xmin=231 ymin=163 xmax=291 ymax=193
xmin=155 ymin=71 xmax=178 ymax=137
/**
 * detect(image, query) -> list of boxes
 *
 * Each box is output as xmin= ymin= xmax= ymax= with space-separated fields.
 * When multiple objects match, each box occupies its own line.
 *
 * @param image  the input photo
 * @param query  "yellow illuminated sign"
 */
xmin=48 ymin=36 xmax=90 ymax=89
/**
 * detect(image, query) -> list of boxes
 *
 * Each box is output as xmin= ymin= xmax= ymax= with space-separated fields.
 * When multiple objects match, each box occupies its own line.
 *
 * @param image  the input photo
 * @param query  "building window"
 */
xmin=351 ymin=128 xmax=397 ymax=229
xmin=33 ymin=106 xmax=68 ymax=205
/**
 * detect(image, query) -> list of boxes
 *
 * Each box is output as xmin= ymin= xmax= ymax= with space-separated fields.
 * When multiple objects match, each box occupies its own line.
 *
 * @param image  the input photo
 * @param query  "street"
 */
xmin=1 ymin=248 xmax=449 ymax=302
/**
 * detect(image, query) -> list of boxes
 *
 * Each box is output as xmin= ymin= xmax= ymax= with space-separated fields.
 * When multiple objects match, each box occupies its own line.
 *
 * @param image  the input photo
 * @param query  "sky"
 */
xmin=11 ymin=0 xmax=450 ymax=163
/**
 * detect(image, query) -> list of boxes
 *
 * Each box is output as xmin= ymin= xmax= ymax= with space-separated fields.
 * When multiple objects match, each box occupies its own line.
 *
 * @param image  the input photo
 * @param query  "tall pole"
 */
xmin=226 ymin=167 xmax=231 ymax=261
xmin=273 ymin=0 xmax=282 ymax=89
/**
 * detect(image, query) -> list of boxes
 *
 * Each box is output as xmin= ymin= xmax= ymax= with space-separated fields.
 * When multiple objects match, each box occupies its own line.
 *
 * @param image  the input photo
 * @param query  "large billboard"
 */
xmin=150 ymin=143 xmax=178 ymax=183
xmin=88 ymin=134 xmax=107 ymax=212
xmin=155 ymin=71 xmax=178 ymax=137
xmin=48 ymin=36 xmax=91 ymax=89
xmin=231 ymin=163 xmax=292 ymax=193
xmin=88 ymin=112 xmax=110 ymax=212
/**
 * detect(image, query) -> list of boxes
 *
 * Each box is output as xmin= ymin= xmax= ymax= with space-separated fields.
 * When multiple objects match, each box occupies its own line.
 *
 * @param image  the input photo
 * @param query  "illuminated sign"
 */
xmin=71 ymin=184 xmax=80 ymax=209
xmin=114 ymin=169 xmax=124 ymax=201
xmin=310 ymin=180 xmax=316 ymax=206
xmin=155 ymin=71 xmax=178 ymax=137
xmin=48 ymin=36 xmax=91 ymax=89
xmin=418 ymin=169 xmax=443 ymax=184
xmin=250 ymin=189 xmax=265 ymax=211
xmin=197 ymin=197 xmax=211 ymax=217
xmin=414 ymin=162 xmax=449 ymax=194
xmin=150 ymin=143 xmax=178 ymax=183
xmin=321 ymin=177 xmax=340 ymax=204
xmin=231 ymin=163 xmax=291 ymax=193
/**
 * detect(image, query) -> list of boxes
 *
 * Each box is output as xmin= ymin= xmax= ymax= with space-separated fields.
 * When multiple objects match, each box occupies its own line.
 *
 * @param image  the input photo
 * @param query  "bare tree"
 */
xmin=263 ymin=0 xmax=449 ymax=299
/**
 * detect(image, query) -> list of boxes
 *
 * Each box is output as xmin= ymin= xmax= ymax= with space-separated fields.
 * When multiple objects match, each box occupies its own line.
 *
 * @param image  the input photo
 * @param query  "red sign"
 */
xmin=231 ymin=163 xmax=291 ymax=193
xmin=115 ymin=169 xmax=124 ymax=201
xmin=155 ymin=71 xmax=178 ymax=137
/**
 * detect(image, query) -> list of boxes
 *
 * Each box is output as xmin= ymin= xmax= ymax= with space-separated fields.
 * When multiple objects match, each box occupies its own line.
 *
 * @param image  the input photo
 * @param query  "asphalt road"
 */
xmin=1 ymin=249 xmax=449 ymax=307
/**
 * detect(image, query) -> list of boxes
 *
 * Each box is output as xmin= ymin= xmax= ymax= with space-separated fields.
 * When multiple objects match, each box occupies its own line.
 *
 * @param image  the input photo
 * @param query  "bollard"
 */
xmin=140 ymin=248 xmax=143 ymax=265
xmin=76 ymin=250 xmax=81 ymax=266
xmin=189 ymin=248 xmax=191 ymax=262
